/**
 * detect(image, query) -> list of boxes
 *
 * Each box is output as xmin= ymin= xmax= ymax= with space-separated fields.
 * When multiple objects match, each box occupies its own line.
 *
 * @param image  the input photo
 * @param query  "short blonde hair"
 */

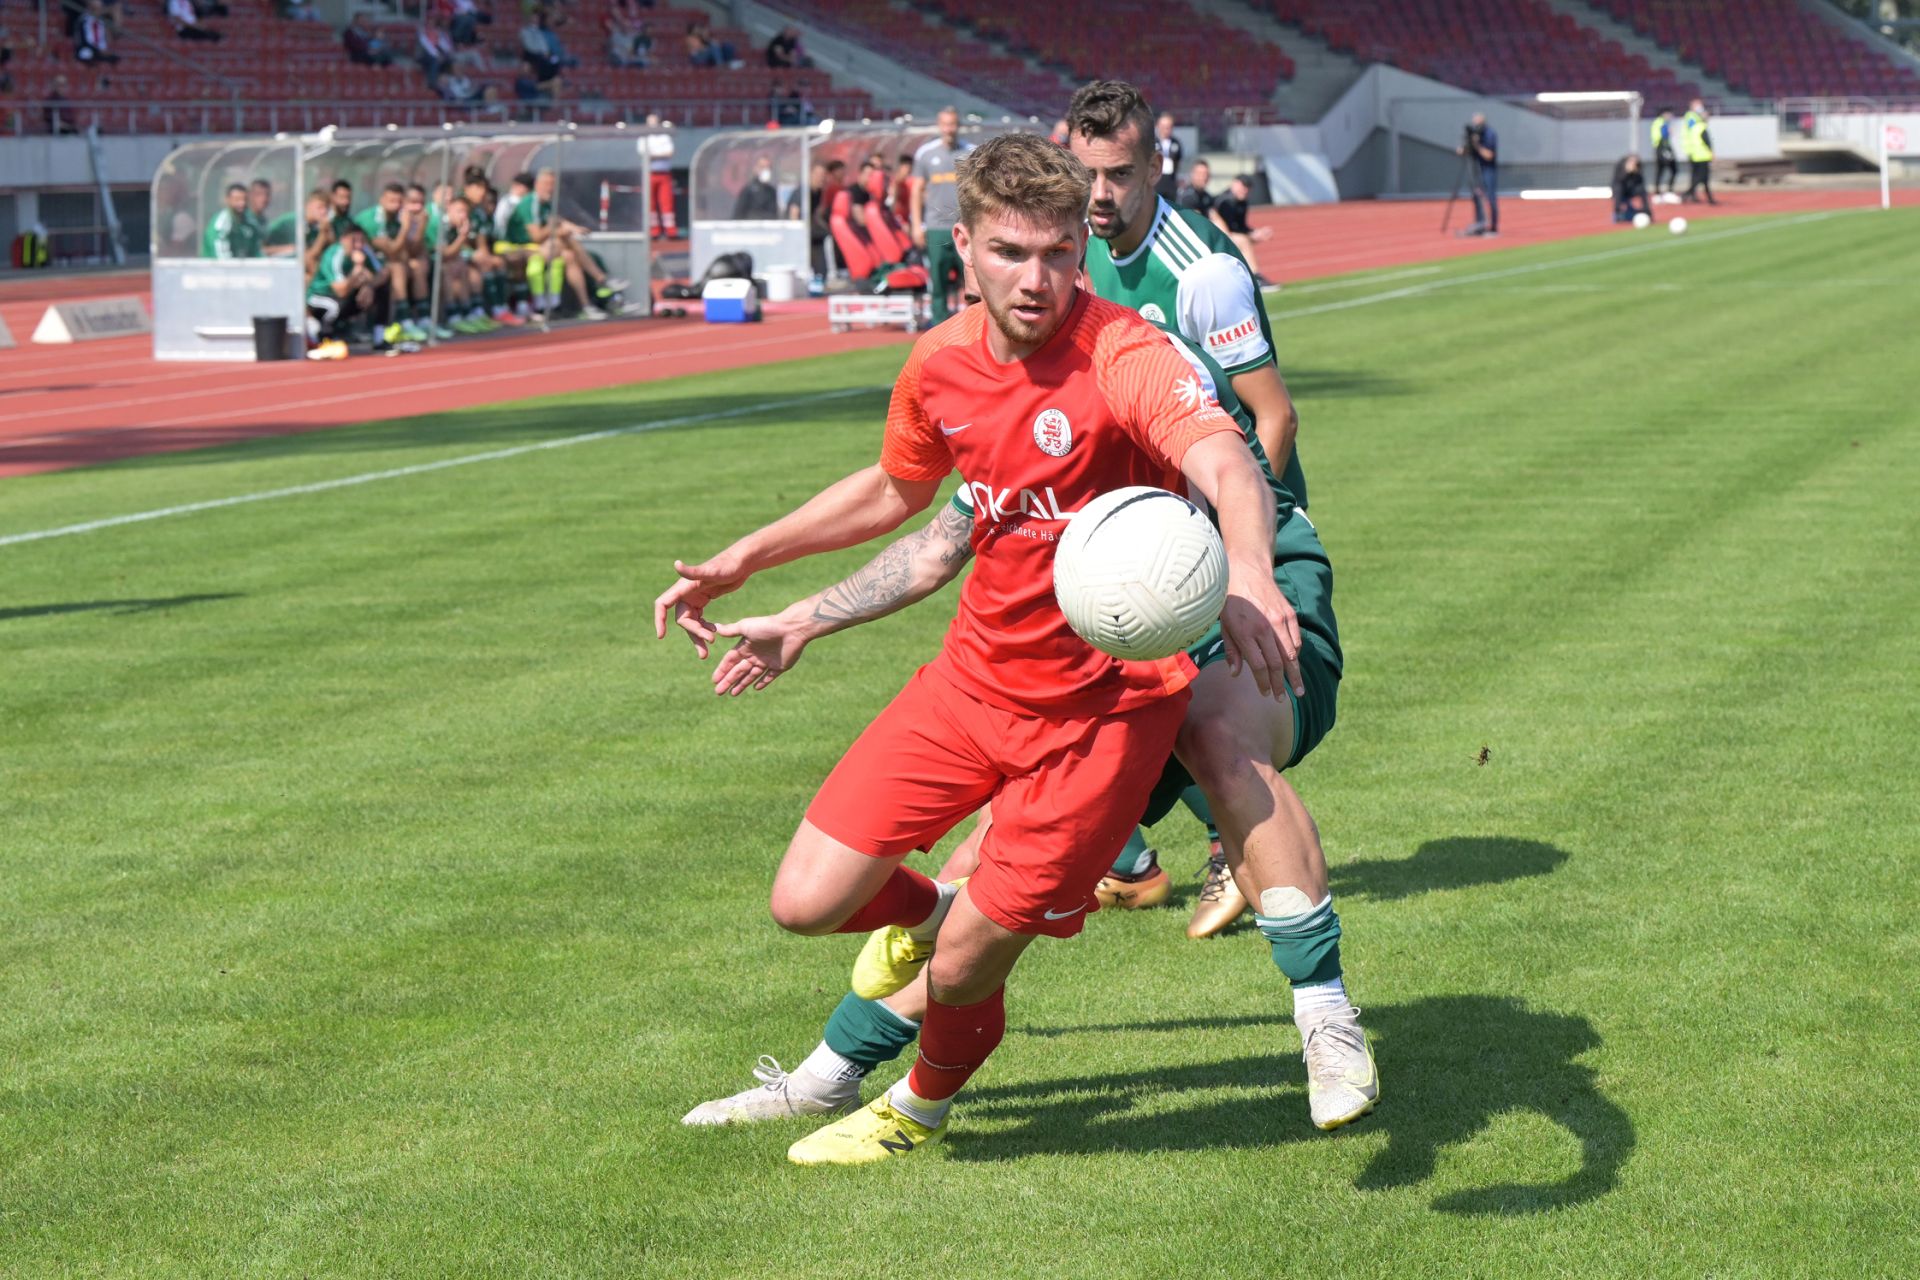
xmin=956 ymin=133 xmax=1091 ymax=232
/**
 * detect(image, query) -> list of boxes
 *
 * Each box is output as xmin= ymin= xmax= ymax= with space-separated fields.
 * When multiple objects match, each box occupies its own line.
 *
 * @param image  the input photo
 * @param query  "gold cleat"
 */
xmin=850 ymin=877 xmax=965 ymax=1000
xmin=1094 ymin=861 xmax=1172 ymax=910
xmin=1187 ymin=844 xmax=1248 ymax=938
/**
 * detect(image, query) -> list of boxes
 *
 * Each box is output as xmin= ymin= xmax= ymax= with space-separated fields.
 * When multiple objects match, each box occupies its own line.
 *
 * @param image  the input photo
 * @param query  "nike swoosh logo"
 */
xmin=940 ymin=421 xmax=973 ymax=436
xmin=1042 ymin=904 xmax=1086 ymax=920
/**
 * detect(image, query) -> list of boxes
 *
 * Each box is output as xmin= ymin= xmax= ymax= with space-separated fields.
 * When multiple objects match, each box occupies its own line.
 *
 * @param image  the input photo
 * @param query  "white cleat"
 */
xmin=1301 ymin=1007 xmax=1379 ymax=1131
xmin=680 ymin=1055 xmax=860 ymax=1126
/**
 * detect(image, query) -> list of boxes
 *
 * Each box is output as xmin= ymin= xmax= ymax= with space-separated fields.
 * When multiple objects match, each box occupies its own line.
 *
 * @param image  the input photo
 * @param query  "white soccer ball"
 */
xmin=1632 ymin=212 xmax=1652 ymax=230
xmin=1670 ymin=216 xmax=1689 ymax=235
xmin=1053 ymin=485 xmax=1228 ymax=661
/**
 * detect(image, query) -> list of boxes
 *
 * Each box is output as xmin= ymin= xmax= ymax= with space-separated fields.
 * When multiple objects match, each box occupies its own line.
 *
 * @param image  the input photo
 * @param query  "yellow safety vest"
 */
xmin=1682 ymin=111 xmax=1713 ymax=162
xmin=1651 ymin=117 xmax=1671 ymax=151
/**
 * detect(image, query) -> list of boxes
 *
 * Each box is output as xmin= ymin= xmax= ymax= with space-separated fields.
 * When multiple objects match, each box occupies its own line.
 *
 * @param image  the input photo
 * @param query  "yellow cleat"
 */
xmin=850 ymin=877 xmax=964 ymax=1000
xmin=1094 ymin=861 xmax=1172 ymax=910
xmin=788 ymin=1096 xmax=946 ymax=1166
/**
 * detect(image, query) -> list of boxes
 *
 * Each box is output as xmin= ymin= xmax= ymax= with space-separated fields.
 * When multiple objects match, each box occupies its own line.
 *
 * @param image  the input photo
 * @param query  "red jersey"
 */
xmin=881 ymin=290 xmax=1241 ymax=716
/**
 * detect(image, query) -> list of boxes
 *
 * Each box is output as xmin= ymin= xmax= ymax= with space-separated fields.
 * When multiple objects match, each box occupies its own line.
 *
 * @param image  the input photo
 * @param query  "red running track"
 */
xmin=1 ymin=187 xmax=1907 ymax=478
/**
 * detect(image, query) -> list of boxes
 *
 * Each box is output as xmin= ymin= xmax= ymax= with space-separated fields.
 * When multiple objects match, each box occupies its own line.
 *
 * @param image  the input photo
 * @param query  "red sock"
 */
xmin=906 ymin=987 xmax=1006 ymax=1101
xmin=832 ymin=865 xmax=939 ymax=934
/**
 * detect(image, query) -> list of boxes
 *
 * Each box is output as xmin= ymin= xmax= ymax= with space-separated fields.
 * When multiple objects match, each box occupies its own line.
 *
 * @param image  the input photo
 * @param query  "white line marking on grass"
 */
xmin=1270 ymin=211 xmax=1841 ymax=320
xmin=0 ymin=386 xmax=882 ymax=549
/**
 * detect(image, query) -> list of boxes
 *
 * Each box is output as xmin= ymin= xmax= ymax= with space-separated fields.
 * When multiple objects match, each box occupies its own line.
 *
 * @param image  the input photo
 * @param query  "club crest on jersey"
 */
xmin=1138 ymin=303 xmax=1167 ymax=324
xmin=1032 ymin=408 xmax=1073 ymax=457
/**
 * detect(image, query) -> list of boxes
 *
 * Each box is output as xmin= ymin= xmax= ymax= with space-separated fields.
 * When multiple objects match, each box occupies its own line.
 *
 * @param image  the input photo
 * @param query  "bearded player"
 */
xmin=682 ymin=259 xmax=1375 ymax=1133
xmin=655 ymin=134 xmax=1298 ymax=1165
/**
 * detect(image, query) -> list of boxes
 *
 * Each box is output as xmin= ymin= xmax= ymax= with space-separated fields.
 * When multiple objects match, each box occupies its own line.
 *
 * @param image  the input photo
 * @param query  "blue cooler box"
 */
xmin=702 ymin=278 xmax=762 ymax=324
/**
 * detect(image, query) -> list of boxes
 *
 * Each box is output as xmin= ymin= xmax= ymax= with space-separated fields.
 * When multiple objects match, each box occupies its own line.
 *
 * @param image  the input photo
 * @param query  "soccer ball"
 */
xmin=1053 ymin=486 xmax=1228 ymax=661
xmin=1670 ymin=216 xmax=1689 ymax=235
xmin=1632 ymin=212 xmax=1652 ymax=230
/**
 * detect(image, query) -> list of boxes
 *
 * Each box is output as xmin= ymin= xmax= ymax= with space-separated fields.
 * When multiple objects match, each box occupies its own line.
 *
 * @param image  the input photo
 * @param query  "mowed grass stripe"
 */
xmin=2 ymin=210 xmax=1916 ymax=1277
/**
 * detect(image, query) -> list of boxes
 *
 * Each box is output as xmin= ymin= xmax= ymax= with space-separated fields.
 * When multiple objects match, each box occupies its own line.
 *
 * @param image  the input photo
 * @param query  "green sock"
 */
xmin=1255 ymin=893 xmax=1343 ymax=987
xmin=1107 ymin=827 xmax=1157 ymax=877
xmin=1180 ymin=786 xmax=1220 ymax=845
xmin=821 ymin=992 xmax=919 ymax=1071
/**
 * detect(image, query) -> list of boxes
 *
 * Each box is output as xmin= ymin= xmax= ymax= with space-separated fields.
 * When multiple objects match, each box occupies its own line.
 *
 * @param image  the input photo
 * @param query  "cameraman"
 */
xmin=1457 ymin=112 xmax=1499 ymax=236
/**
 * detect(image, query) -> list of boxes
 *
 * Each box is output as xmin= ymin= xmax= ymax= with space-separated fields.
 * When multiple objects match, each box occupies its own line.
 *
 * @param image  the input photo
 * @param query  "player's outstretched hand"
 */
xmin=1217 ymin=571 xmax=1304 ymax=701
xmin=653 ymin=554 xmax=750 ymax=659
xmin=710 ymin=613 xmax=810 ymax=696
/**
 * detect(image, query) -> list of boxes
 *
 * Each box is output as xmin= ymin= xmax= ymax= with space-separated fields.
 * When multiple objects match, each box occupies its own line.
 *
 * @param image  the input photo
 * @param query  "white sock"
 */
xmin=797 ymin=1040 xmax=867 ymax=1086
xmin=904 ymin=879 xmax=960 ymax=943
xmin=1293 ymin=978 xmax=1351 ymax=1022
xmin=885 ymin=1078 xmax=951 ymax=1127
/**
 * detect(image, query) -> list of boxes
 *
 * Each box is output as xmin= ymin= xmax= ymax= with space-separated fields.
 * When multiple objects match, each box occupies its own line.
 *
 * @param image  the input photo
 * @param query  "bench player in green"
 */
xmin=678 ymin=263 xmax=1377 ymax=1133
xmin=201 ymin=183 xmax=262 ymax=260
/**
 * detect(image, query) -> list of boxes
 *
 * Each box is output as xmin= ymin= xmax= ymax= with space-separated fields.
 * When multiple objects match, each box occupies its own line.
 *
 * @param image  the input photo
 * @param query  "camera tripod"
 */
xmin=1440 ymin=149 xmax=1485 ymax=235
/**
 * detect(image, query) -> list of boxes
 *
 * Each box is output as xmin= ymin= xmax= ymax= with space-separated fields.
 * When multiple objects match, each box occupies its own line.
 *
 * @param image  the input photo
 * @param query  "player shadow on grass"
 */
xmin=0 ymin=593 xmax=242 ymax=622
xmin=1330 ymin=837 xmax=1570 ymax=903
xmin=970 ymin=995 xmax=1631 ymax=1215
xmin=1276 ymin=368 xmax=1413 ymax=400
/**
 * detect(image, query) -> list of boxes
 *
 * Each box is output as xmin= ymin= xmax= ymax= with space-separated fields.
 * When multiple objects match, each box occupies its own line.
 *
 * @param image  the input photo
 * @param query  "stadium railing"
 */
xmin=4 ymin=93 xmax=881 ymax=137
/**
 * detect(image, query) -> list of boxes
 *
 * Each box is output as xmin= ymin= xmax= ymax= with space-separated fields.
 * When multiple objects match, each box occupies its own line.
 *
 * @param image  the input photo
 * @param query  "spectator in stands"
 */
xmin=1212 ymin=173 xmax=1273 ymax=287
xmin=731 ymin=154 xmax=780 ymax=220
xmin=1049 ymin=118 xmax=1070 ymax=147
xmin=1650 ymin=108 xmax=1678 ymax=199
xmin=73 ymin=0 xmax=119 ymax=66
xmin=202 ymin=183 xmax=261 ymax=259
xmin=1153 ymin=112 xmax=1182 ymax=202
xmin=166 ymin=0 xmax=222 ymax=42
xmin=521 ymin=8 xmax=575 ymax=80
xmin=0 ymin=27 xmax=14 ymax=96
xmin=344 ymin=13 xmax=394 ymax=66
xmin=417 ymin=21 xmax=456 ymax=86
xmin=1457 ymin=111 xmax=1498 ymax=236
xmin=446 ymin=0 xmax=489 ymax=48
xmin=45 ymin=74 xmax=77 ymax=135
xmin=765 ymin=24 xmax=804 ymax=69
xmin=606 ymin=7 xmax=648 ymax=67
xmin=1682 ymin=99 xmax=1716 ymax=206
xmin=1611 ymin=154 xmax=1652 ymax=225
xmin=1177 ymin=159 xmax=1213 ymax=217
xmin=684 ymin=21 xmax=734 ymax=68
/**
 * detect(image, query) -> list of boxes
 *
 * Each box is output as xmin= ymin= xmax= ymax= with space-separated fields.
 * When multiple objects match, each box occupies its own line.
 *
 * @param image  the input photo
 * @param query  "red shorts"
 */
xmin=805 ymin=662 xmax=1189 ymax=938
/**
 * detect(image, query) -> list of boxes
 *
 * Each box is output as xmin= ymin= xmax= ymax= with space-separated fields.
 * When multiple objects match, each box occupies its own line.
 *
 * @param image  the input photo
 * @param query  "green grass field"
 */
xmin=4 ymin=208 xmax=1917 ymax=1277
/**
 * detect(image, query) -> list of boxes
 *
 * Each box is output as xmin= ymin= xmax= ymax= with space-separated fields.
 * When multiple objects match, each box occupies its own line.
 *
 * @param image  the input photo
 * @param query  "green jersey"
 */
xmin=308 ymin=242 xmax=354 ymax=298
xmin=1085 ymin=197 xmax=1302 ymax=508
xmin=263 ymin=211 xmax=302 ymax=249
xmin=355 ymin=205 xmax=402 ymax=245
xmin=1085 ymin=198 xmax=1276 ymax=376
xmin=201 ymin=208 xmax=261 ymax=260
xmin=503 ymin=194 xmax=552 ymax=243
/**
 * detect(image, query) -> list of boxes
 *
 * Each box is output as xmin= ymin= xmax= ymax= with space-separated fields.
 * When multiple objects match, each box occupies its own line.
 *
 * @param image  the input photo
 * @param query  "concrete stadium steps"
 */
xmin=1542 ymin=0 xmax=1752 ymax=109
xmin=1205 ymin=0 xmax=1368 ymax=122
xmin=1248 ymin=0 xmax=1701 ymax=106
xmin=1577 ymin=0 xmax=1920 ymax=100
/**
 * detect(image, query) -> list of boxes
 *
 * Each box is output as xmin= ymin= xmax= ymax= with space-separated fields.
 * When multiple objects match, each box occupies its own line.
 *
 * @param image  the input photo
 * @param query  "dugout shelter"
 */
xmin=687 ymin=119 xmax=1034 ymax=284
xmin=151 ymin=125 xmax=661 ymax=361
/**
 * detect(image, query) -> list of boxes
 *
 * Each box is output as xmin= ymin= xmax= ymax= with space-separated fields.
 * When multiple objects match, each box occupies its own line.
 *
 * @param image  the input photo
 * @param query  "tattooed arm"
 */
xmin=707 ymin=499 xmax=975 ymax=696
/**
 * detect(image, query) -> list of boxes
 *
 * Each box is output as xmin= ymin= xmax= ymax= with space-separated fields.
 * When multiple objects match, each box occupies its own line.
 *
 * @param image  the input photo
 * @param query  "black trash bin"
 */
xmin=252 ymin=315 xmax=290 ymax=362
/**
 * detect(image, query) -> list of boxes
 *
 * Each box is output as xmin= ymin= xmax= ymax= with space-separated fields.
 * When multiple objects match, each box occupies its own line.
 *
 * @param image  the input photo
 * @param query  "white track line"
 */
xmin=0 ymin=386 xmax=881 ymax=549
xmin=1270 ymin=210 xmax=1840 ymax=320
